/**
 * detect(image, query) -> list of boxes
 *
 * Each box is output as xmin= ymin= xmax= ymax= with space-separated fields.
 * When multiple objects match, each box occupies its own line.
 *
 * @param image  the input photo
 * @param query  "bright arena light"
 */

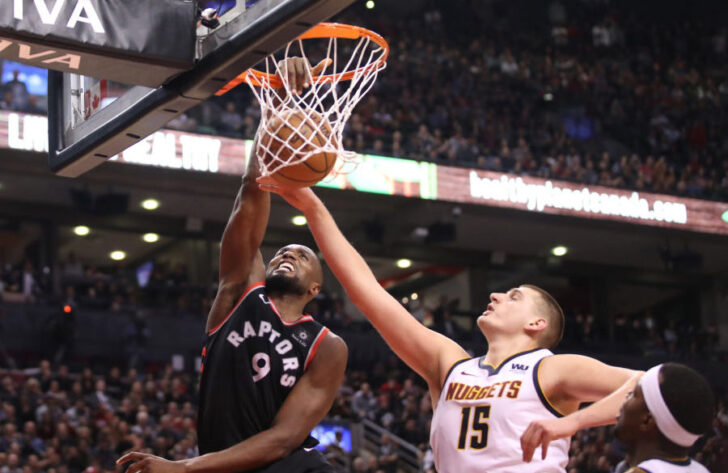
xmin=143 ymin=233 xmax=159 ymax=243
xmin=110 ymin=250 xmax=127 ymax=261
xmin=365 ymin=0 xmax=375 ymax=9
xmin=73 ymin=225 xmax=90 ymax=236
xmin=292 ymin=215 xmax=307 ymax=226
xmin=141 ymin=199 xmax=160 ymax=210
xmin=551 ymin=246 xmax=568 ymax=257
xmin=396 ymin=258 xmax=412 ymax=268
xmin=411 ymin=293 xmax=419 ymax=300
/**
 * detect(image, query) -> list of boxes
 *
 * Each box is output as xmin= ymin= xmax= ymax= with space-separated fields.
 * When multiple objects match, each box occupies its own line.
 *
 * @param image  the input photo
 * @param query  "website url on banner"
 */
xmin=469 ymin=171 xmax=688 ymax=224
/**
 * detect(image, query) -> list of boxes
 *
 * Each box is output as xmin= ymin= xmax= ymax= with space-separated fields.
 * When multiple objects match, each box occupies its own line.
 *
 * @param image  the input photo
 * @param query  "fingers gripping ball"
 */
xmin=260 ymin=110 xmax=338 ymax=188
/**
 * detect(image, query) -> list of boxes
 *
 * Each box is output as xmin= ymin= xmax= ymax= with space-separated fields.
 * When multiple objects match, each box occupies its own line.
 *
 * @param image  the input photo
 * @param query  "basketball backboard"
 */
xmin=46 ymin=0 xmax=355 ymax=177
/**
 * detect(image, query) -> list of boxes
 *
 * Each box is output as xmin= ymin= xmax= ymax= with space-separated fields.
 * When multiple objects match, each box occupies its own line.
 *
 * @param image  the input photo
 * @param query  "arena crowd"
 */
xmin=2 ymin=2 xmax=728 ymax=202
xmin=0 ymin=355 xmax=723 ymax=473
xmin=0 ymin=252 xmax=727 ymax=472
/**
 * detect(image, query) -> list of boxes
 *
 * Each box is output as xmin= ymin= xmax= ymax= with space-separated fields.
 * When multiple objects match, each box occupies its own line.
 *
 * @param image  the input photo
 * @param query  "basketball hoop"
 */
xmin=216 ymin=22 xmax=389 ymax=178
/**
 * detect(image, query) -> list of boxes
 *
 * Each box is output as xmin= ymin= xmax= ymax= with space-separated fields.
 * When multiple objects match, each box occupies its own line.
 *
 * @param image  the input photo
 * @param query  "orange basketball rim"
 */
xmin=216 ymin=22 xmax=389 ymax=95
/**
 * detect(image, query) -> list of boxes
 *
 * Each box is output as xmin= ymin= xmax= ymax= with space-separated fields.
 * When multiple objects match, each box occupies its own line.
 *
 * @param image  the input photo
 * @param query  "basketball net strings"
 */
xmin=249 ymin=35 xmax=385 ymax=177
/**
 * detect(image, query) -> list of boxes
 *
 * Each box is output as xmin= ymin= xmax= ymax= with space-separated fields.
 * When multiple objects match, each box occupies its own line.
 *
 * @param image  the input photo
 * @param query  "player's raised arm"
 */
xmin=520 ymin=354 xmax=643 ymax=462
xmin=219 ymin=153 xmax=269 ymax=289
xmin=208 ymin=58 xmax=321 ymax=333
xmin=216 ymin=57 xmax=328 ymax=292
xmin=204 ymin=153 xmax=269 ymax=334
xmin=258 ymin=182 xmax=469 ymax=390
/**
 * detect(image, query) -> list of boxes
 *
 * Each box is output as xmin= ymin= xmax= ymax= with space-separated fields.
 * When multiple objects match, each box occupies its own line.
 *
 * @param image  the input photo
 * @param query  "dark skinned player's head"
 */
xmin=265 ymin=244 xmax=323 ymax=302
xmin=615 ymin=363 xmax=714 ymax=452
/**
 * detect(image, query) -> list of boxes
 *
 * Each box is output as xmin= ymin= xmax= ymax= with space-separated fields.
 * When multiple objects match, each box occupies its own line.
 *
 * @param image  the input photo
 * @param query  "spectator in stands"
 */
xmin=377 ymin=434 xmax=398 ymax=473
xmin=166 ymin=113 xmax=198 ymax=132
xmin=374 ymin=392 xmax=395 ymax=431
xmin=351 ymin=456 xmax=366 ymax=472
xmin=1 ymin=451 xmax=23 ymax=473
xmin=62 ymin=253 xmax=84 ymax=279
xmin=351 ymin=383 xmax=377 ymax=421
xmin=88 ymin=379 xmax=113 ymax=412
xmin=399 ymin=419 xmax=427 ymax=450
xmin=21 ymin=262 xmax=36 ymax=304
xmin=217 ymin=102 xmax=244 ymax=136
xmin=122 ymin=311 xmax=150 ymax=369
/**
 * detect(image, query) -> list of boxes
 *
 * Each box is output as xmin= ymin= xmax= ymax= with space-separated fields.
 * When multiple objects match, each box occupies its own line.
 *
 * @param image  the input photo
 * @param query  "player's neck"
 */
xmin=630 ymin=441 xmax=689 ymax=466
xmin=482 ymin=336 xmax=539 ymax=368
xmin=269 ymin=293 xmax=307 ymax=322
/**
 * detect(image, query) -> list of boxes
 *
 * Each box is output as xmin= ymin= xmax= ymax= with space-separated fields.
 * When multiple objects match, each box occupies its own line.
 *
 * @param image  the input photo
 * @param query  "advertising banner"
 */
xmin=441 ymin=167 xmax=728 ymax=236
xmin=3 ymin=111 xmax=727 ymax=235
xmin=0 ymin=0 xmax=196 ymax=86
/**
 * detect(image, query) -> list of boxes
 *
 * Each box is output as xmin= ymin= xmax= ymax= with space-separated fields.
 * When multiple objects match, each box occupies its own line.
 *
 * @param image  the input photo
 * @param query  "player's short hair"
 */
xmin=522 ymin=284 xmax=564 ymax=349
xmin=659 ymin=363 xmax=715 ymax=438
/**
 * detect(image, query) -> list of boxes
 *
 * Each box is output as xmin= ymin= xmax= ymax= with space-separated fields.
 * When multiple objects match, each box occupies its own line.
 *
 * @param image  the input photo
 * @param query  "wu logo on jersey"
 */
xmin=511 ymin=363 xmax=529 ymax=371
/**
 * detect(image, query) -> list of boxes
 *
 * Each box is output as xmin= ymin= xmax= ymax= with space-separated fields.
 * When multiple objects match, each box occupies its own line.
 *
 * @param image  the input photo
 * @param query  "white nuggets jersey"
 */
xmin=430 ymin=348 xmax=569 ymax=473
xmin=628 ymin=458 xmax=709 ymax=473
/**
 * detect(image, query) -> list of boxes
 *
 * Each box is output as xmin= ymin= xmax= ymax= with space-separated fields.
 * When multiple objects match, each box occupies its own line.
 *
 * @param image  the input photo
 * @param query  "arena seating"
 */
xmin=2 ymin=2 xmax=727 ymax=201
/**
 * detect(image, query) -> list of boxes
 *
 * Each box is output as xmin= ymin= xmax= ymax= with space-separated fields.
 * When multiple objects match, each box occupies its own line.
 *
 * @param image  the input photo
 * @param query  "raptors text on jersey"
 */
xmin=197 ymin=282 xmax=328 ymax=455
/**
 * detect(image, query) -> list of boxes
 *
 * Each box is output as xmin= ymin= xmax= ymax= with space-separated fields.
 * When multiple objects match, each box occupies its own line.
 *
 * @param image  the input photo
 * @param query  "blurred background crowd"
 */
xmin=0 ymin=246 xmax=726 ymax=473
xmin=4 ymin=0 xmax=727 ymax=201
xmin=0 ymin=354 xmax=722 ymax=473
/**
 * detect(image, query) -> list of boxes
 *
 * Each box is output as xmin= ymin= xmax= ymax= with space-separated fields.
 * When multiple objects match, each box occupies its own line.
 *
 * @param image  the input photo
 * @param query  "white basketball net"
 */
xmin=245 ymin=30 xmax=387 ymax=177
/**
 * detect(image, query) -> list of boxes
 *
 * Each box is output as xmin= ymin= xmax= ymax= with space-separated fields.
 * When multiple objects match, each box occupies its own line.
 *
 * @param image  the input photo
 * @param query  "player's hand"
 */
xmin=520 ymin=416 xmax=579 ymax=462
xmin=277 ymin=57 xmax=332 ymax=94
xmin=116 ymin=452 xmax=186 ymax=473
xmin=256 ymin=176 xmax=320 ymax=212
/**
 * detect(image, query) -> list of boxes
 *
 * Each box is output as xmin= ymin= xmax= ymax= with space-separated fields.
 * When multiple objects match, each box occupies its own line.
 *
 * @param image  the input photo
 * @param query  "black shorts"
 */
xmin=254 ymin=449 xmax=334 ymax=473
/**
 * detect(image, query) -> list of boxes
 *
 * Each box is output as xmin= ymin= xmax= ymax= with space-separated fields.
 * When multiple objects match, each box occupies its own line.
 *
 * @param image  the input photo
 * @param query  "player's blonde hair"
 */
xmin=522 ymin=284 xmax=564 ymax=349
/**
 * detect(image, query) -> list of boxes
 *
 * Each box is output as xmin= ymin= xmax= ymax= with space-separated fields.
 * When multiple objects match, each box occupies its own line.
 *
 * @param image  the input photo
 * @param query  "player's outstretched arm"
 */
xmin=520 ymin=354 xmax=643 ymax=462
xmin=258 ymin=181 xmax=469 ymax=390
xmin=208 ymin=57 xmax=327 ymax=332
xmin=117 ymin=334 xmax=347 ymax=473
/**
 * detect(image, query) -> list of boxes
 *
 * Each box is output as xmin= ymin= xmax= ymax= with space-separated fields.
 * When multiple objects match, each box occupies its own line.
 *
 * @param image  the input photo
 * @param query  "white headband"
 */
xmin=640 ymin=364 xmax=700 ymax=447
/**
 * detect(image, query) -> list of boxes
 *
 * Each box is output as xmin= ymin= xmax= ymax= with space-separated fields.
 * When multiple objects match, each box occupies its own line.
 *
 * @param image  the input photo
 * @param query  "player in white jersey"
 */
xmin=615 ymin=363 xmax=714 ymax=473
xmin=258 ymin=182 xmax=645 ymax=472
xmin=431 ymin=347 xmax=569 ymax=472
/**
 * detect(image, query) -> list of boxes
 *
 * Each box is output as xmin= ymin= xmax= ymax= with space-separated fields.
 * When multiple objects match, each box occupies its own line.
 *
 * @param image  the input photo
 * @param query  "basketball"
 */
xmin=259 ymin=110 xmax=338 ymax=188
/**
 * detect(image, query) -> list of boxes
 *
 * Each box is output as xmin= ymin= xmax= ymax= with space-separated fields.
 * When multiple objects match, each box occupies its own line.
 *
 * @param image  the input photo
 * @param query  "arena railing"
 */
xmin=361 ymin=418 xmax=423 ymax=473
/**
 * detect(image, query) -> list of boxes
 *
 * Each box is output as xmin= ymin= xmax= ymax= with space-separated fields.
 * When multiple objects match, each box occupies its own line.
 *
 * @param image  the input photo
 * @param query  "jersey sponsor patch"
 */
xmin=292 ymin=328 xmax=311 ymax=347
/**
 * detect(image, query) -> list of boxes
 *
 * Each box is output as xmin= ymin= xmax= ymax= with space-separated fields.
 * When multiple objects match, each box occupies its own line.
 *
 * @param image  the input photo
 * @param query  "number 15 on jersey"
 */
xmin=458 ymin=405 xmax=491 ymax=450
